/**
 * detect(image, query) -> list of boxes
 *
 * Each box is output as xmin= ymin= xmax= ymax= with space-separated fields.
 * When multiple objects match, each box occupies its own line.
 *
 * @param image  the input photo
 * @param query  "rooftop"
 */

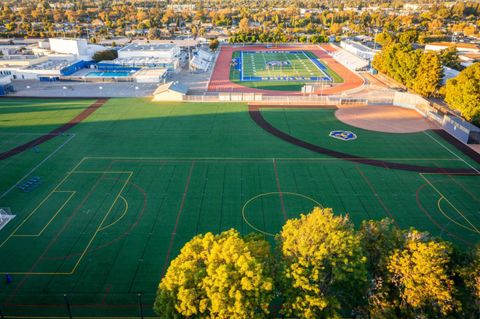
xmin=119 ymin=43 xmax=177 ymax=52
xmin=427 ymin=42 xmax=480 ymax=50
xmin=25 ymin=59 xmax=77 ymax=71
xmin=102 ymin=56 xmax=178 ymax=65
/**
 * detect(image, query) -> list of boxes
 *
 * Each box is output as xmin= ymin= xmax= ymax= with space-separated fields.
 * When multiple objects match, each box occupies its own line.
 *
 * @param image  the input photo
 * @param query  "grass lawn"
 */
xmin=0 ymin=98 xmax=478 ymax=317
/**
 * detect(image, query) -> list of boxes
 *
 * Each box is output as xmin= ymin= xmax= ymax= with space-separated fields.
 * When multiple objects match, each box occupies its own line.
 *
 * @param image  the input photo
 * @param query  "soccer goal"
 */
xmin=0 ymin=208 xmax=15 ymax=231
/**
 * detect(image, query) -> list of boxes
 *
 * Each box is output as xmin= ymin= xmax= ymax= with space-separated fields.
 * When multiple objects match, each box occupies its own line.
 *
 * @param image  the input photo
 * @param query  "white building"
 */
xmin=134 ymin=69 xmax=167 ymax=83
xmin=119 ymin=43 xmax=180 ymax=59
xmin=117 ymin=43 xmax=181 ymax=70
xmin=425 ymin=42 xmax=480 ymax=54
xmin=152 ymin=81 xmax=189 ymax=101
xmin=48 ymin=38 xmax=106 ymax=59
xmin=340 ymin=40 xmax=380 ymax=61
xmin=190 ymin=48 xmax=215 ymax=72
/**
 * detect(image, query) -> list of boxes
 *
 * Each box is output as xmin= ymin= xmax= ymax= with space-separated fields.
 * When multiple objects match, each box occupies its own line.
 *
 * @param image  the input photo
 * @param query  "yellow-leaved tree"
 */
xmin=154 ymin=229 xmax=274 ymax=319
xmin=277 ymin=207 xmax=367 ymax=319
xmin=388 ymin=230 xmax=459 ymax=317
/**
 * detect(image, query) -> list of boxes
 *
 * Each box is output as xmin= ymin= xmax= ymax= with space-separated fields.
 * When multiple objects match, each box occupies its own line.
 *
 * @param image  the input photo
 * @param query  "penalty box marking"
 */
xmin=420 ymin=173 xmax=480 ymax=235
xmin=0 ymin=170 xmax=132 ymax=275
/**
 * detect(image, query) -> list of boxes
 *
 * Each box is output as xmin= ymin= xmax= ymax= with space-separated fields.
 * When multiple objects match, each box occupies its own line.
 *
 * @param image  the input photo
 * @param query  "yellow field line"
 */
xmin=68 ymin=172 xmax=133 ymax=275
xmin=12 ymin=191 xmax=76 ymax=237
xmin=241 ymin=192 xmax=321 ymax=237
xmin=98 ymin=195 xmax=129 ymax=232
xmin=0 ymin=171 xmax=74 ymax=249
xmin=0 ymin=168 xmax=133 ymax=275
xmin=437 ymin=197 xmax=478 ymax=234
xmin=420 ymin=173 xmax=479 ymax=234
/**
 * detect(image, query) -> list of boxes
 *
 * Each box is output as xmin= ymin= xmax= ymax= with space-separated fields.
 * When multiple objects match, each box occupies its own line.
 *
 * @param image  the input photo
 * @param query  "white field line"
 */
xmin=423 ymin=131 xmax=480 ymax=174
xmin=302 ymin=51 xmax=328 ymax=79
xmin=0 ymin=133 xmax=77 ymax=200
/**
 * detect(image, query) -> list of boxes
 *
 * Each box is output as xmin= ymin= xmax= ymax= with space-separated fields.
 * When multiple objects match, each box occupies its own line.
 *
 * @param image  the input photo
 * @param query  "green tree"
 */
xmin=147 ymin=27 xmax=161 ymax=40
xmin=277 ymin=207 xmax=367 ymax=319
xmin=154 ymin=230 xmax=274 ymax=319
xmin=209 ymin=38 xmax=219 ymax=51
xmin=413 ymin=51 xmax=443 ymax=97
xmin=458 ymin=245 xmax=480 ymax=316
xmin=439 ymin=46 xmax=463 ymax=71
xmin=360 ymin=219 xmax=403 ymax=318
xmin=398 ymin=30 xmax=419 ymax=45
xmin=375 ymin=31 xmax=395 ymax=46
xmin=388 ymin=230 xmax=458 ymax=317
xmin=445 ymin=62 xmax=480 ymax=122
xmin=92 ymin=49 xmax=118 ymax=62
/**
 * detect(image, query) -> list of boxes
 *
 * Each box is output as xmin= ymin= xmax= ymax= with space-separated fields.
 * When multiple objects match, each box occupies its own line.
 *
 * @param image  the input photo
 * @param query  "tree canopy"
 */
xmin=388 ymin=231 xmax=458 ymax=317
xmin=91 ymin=49 xmax=118 ymax=62
xmin=277 ymin=207 xmax=367 ymax=319
xmin=445 ymin=62 xmax=480 ymax=122
xmin=154 ymin=229 xmax=274 ymax=319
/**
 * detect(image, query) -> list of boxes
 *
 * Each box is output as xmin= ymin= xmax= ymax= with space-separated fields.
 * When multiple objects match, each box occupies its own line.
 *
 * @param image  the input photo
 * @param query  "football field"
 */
xmin=240 ymin=51 xmax=330 ymax=80
xmin=0 ymin=98 xmax=478 ymax=317
xmin=230 ymin=50 xmax=343 ymax=91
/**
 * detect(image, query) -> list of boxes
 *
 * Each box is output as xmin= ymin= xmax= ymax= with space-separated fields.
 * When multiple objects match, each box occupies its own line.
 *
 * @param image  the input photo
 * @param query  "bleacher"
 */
xmin=331 ymin=48 xmax=369 ymax=71
xmin=190 ymin=49 xmax=215 ymax=72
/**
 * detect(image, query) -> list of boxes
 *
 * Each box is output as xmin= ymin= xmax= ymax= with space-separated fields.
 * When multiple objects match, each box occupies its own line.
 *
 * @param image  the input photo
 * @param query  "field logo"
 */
xmin=329 ymin=130 xmax=357 ymax=141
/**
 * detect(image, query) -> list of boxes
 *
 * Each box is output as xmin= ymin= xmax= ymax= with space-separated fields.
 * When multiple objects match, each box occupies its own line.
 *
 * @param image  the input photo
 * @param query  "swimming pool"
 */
xmin=86 ymin=71 xmax=133 ymax=77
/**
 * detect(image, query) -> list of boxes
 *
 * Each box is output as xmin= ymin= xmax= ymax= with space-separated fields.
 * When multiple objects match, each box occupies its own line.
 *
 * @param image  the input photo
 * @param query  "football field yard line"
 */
xmin=420 ymin=173 xmax=479 ymax=234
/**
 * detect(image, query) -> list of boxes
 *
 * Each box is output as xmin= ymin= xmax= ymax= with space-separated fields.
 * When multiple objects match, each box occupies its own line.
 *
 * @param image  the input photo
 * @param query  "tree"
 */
xmin=458 ymin=245 xmax=480 ymax=316
xmin=147 ymin=27 xmax=161 ymax=40
xmin=92 ymin=49 xmax=118 ymax=62
xmin=439 ymin=46 xmax=463 ymax=71
xmin=277 ymin=207 xmax=367 ymax=319
xmin=375 ymin=31 xmax=395 ymax=46
xmin=388 ymin=231 xmax=458 ymax=317
xmin=239 ymin=17 xmax=249 ymax=32
xmin=413 ymin=51 xmax=443 ymax=97
xmin=154 ymin=230 xmax=274 ymax=319
xmin=445 ymin=62 xmax=480 ymax=122
xmin=360 ymin=219 xmax=403 ymax=319
xmin=209 ymin=38 xmax=219 ymax=51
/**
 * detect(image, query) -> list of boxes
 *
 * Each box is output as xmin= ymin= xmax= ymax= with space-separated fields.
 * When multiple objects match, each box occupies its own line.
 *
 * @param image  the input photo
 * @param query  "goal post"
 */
xmin=0 ymin=207 xmax=15 ymax=231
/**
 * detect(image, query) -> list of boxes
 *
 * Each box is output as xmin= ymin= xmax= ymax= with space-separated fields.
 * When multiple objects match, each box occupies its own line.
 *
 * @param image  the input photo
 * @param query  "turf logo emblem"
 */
xmin=329 ymin=130 xmax=357 ymax=141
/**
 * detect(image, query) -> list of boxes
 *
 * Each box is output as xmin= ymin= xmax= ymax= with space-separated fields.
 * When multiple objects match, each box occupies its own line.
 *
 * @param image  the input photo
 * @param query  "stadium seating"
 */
xmin=331 ymin=49 xmax=369 ymax=71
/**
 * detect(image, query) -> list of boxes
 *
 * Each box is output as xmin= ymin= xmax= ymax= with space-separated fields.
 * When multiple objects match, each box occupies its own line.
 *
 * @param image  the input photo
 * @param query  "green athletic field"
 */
xmin=0 ymin=98 xmax=479 ymax=317
xmin=230 ymin=50 xmax=342 ymax=91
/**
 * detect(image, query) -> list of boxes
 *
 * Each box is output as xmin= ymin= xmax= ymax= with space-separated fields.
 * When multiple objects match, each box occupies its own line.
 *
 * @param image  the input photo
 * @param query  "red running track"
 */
xmin=208 ymin=44 xmax=364 ymax=96
xmin=0 ymin=98 xmax=109 ymax=161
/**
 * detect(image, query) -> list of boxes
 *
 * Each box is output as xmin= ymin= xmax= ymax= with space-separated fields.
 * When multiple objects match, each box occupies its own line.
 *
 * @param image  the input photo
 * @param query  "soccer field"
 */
xmin=0 ymin=98 xmax=479 ymax=317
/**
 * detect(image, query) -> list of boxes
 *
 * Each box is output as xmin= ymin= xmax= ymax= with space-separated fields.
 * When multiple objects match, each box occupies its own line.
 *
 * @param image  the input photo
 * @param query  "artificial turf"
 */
xmin=0 ymin=98 xmax=478 ymax=317
xmin=230 ymin=50 xmax=342 ymax=92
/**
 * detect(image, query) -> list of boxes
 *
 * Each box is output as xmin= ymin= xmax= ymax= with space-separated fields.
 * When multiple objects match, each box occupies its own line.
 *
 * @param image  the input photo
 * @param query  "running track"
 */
xmin=208 ymin=44 xmax=364 ymax=96
xmin=0 ymin=99 xmax=109 ymax=161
